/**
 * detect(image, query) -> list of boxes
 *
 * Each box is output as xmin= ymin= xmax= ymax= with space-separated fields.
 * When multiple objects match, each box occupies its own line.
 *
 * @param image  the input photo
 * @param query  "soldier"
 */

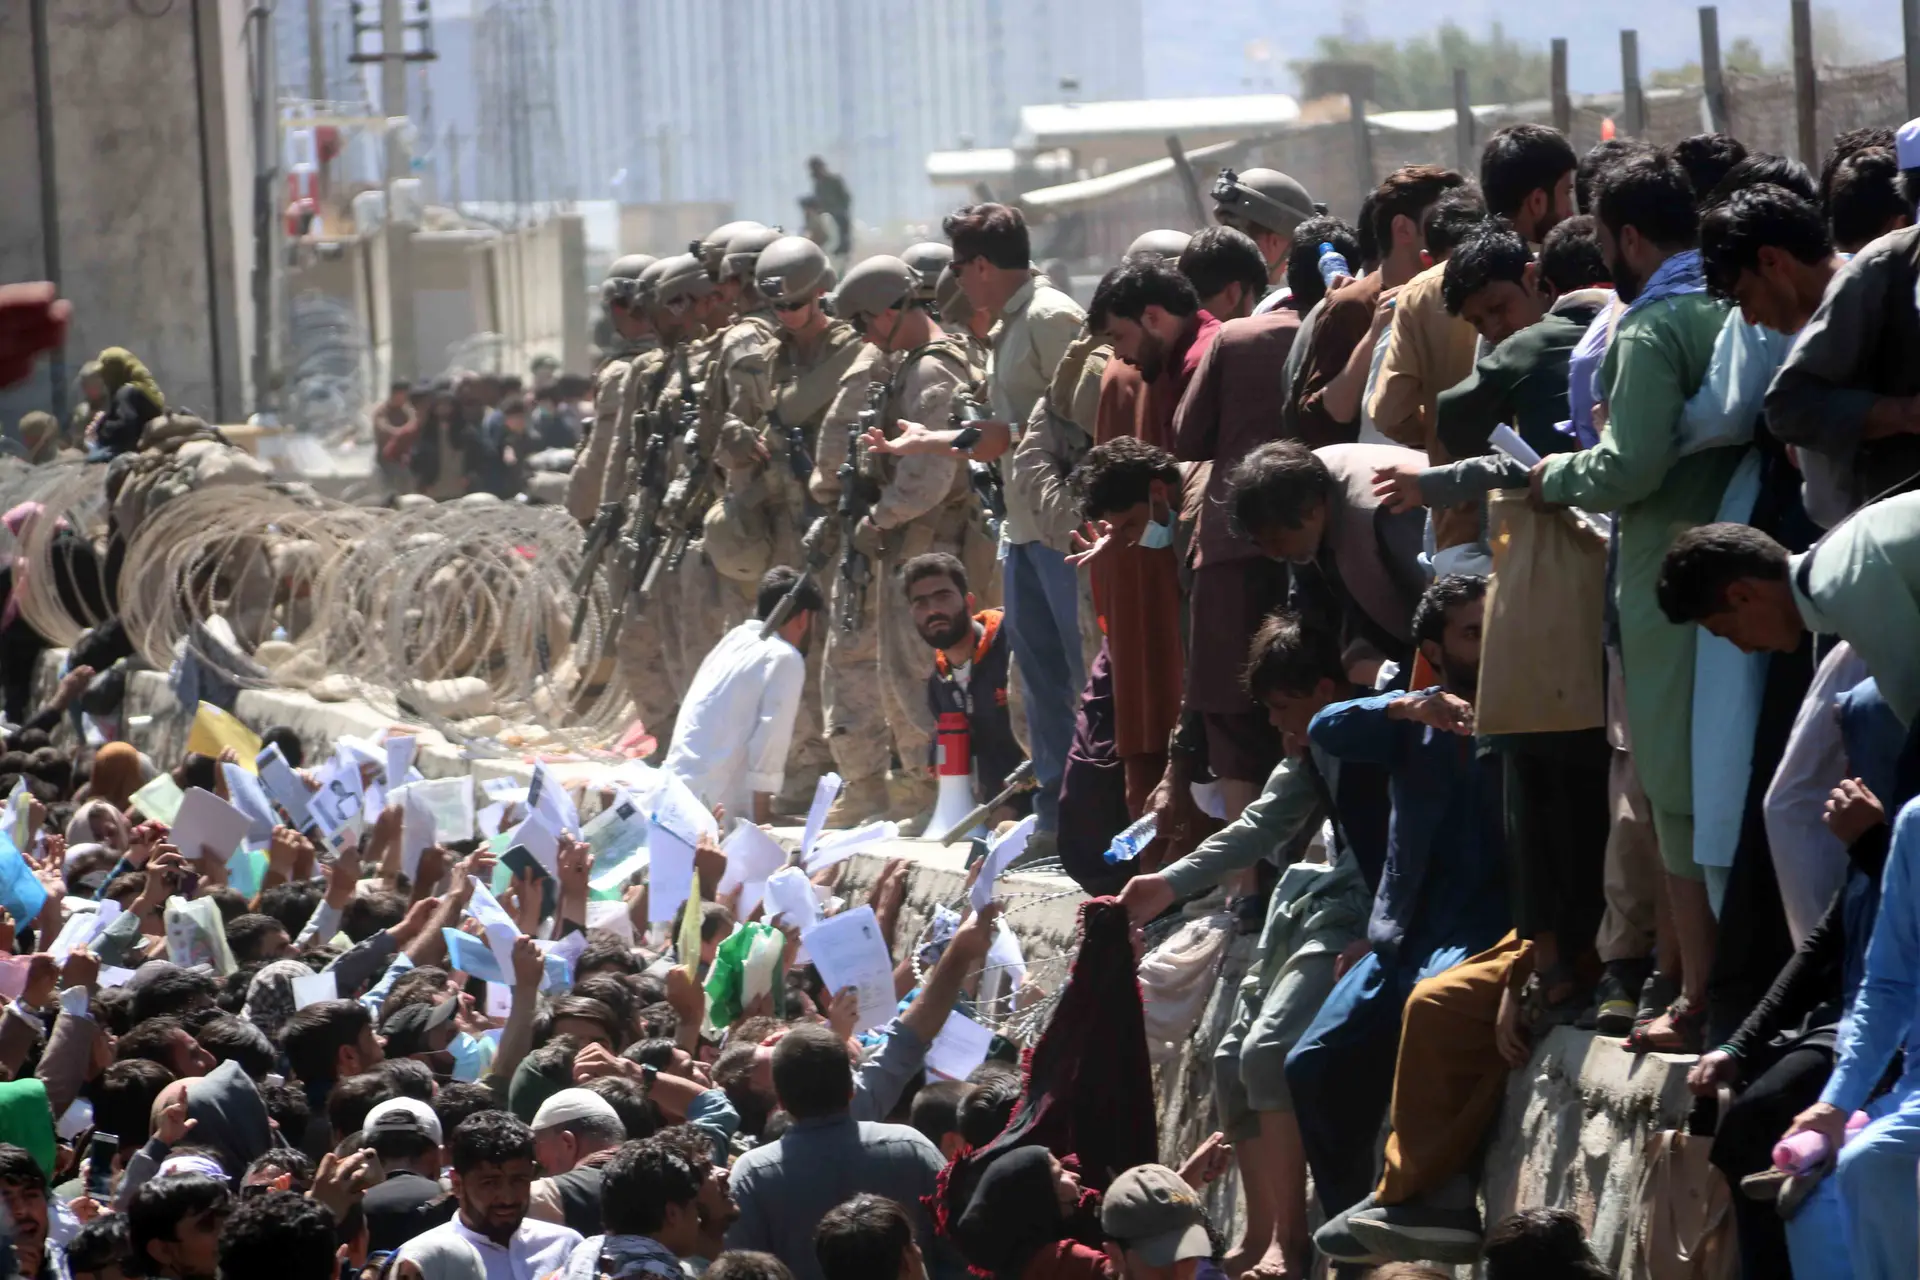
xmin=822 ymin=254 xmax=988 ymax=826
xmin=690 ymin=220 xmax=769 ymax=325
xmin=1210 ymin=166 xmax=1318 ymax=312
xmin=567 ymin=254 xmax=658 ymax=527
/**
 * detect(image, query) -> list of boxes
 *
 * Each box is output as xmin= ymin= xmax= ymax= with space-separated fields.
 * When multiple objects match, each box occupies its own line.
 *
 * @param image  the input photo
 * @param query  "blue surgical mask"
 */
xmin=448 ymin=1031 xmax=494 ymax=1083
xmin=1139 ymin=517 xmax=1174 ymax=550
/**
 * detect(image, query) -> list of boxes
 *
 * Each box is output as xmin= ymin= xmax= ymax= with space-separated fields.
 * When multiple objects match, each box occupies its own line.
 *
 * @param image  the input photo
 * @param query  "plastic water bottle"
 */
xmin=1104 ymin=813 xmax=1159 ymax=865
xmin=1317 ymin=242 xmax=1351 ymax=289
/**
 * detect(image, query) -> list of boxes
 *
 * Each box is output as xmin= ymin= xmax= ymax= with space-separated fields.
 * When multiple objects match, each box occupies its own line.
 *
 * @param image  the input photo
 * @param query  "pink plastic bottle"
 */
xmin=1772 ymin=1111 xmax=1871 ymax=1173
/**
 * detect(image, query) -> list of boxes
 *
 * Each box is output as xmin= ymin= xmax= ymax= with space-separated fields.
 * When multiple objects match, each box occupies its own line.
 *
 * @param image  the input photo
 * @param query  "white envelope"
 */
xmin=971 ymin=814 xmax=1037 ymax=912
xmin=647 ymin=822 xmax=696 ymax=925
xmin=804 ymin=821 xmax=899 ymax=875
xmin=291 ymin=969 xmax=337 ymax=1009
xmin=384 ymin=735 xmax=418 ymax=791
xmin=650 ymin=772 xmax=717 ymax=849
xmin=720 ymin=823 xmax=790 ymax=894
xmin=172 ymin=788 xmax=253 ymax=865
xmin=926 ymin=1010 xmax=996 ymax=1081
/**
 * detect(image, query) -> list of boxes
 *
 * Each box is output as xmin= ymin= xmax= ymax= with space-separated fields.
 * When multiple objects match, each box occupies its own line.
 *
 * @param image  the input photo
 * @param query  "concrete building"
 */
xmin=0 ymin=0 xmax=261 ymax=430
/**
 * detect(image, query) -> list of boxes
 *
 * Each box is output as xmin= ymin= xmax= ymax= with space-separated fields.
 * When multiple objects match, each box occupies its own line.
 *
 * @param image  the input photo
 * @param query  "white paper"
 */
xmin=802 ymin=906 xmax=896 ymax=1034
xmin=255 ymin=744 xmax=314 ymax=832
xmin=926 ymin=1010 xmax=996 ymax=1081
xmin=589 ymin=847 xmax=649 ymax=894
xmin=308 ymin=757 xmax=364 ymax=842
xmin=986 ymin=921 xmax=1027 ymax=996
xmin=508 ymin=812 xmax=561 ymax=877
xmin=804 ymin=820 xmax=899 ymax=874
xmin=741 ymin=927 xmax=785 ymax=1008
xmin=739 ymin=880 xmax=769 ymax=921
xmin=445 ymin=929 xmax=512 ymax=985
xmin=481 ymin=776 xmax=526 ymax=800
xmin=646 ymin=821 xmax=696 ymax=924
xmin=971 ymin=813 xmax=1037 ymax=912
xmin=650 ymin=771 xmax=717 ymax=849
xmin=384 ymin=736 xmax=418 ymax=791
xmin=221 ymin=764 xmax=277 ymax=844
xmin=172 ymin=788 xmax=252 ymax=866
xmin=537 ymin=931 xmax=587 ymax=991
xmin=801 ymin=773 xmax=843 ymax=859
xmin=582 ymin=794 xmax=649 ymax=876
xmin=400 ymin=787 xmax=436 ymax=883
xmin=763 ymin=865 xmax=819 ymax=932
xmin=3 ymin=779 xmax=29 ymax=852
xmin=720 ymin=823 xmax=790 ymax=895
xmin=464 ymin=875 xmax=522 ymax=980
xmin=527 ymin=761 xmax=580 ymax=835
xmin=407 ymin=776 xmax=476 ymax=843
xmin=1489 ymin=422 xmax=1542 ymax=468
xmin=484 ymin=980 xmax=513 ymax=1018
xmin=47 ymin=901 xmax=119 ymax=962
xmin=98 ymin=966 xmax=138 ymax=989
xmin=55 ymin=1098 xmax=94 ymax=1141
xmin=163 ymin=896 xmax=236 ymax=975
xmin=586 ymin=899 xmax=634 ymax=941
xmin=335 ymin=735 xmax=386 ymax=769
xmin=291 ymin=969 xmax=337 ymax=1009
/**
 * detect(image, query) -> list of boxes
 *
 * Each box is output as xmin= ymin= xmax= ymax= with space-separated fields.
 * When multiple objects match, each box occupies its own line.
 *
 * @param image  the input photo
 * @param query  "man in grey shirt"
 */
xmin=724 ymin=1024 xmax=961 ymax=1280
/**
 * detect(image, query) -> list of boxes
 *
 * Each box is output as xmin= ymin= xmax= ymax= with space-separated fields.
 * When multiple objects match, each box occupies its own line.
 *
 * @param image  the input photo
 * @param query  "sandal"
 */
xmin=1625 ymin=997 xmax=1705 ymax=1054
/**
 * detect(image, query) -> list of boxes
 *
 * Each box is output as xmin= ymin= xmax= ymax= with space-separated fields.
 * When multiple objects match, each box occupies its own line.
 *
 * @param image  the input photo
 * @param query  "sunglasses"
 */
xmin=773 ymin=297 xmax=812 ymax=313
xmin=662 ymin=296 xmax=692 ymax=314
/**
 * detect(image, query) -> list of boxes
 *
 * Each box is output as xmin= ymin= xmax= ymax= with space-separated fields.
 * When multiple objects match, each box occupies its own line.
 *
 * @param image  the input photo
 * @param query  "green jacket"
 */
xmin=1435 ymin=297 xmax=1605 ymax=462
xmin=1540 ymin=291 xmax=1741 ymax=821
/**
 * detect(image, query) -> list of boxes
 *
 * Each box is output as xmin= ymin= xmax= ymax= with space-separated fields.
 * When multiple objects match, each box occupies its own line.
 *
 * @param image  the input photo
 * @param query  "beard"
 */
xmin=917 ymin=611 xmax=972 ymax=650
xmin=1613 ymin=259 xmax=1644 ymax=304
xmin=1134 ymin=332 xmax=1169 ymax=382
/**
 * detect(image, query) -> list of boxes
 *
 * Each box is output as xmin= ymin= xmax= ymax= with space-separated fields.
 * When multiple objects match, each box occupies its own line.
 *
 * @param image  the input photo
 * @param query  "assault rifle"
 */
xmin=838 ymin=381 xmax=885 ymax=632
xmin=758 ymin=514 xmax=836 ymax=639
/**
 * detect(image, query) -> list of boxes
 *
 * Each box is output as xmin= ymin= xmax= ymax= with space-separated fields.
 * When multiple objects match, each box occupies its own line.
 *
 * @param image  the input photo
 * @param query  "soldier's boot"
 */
xmin=886 ymin=771 xmax=936 ymax=828
xmin=824 ymin=776 xmax=890 ymax=830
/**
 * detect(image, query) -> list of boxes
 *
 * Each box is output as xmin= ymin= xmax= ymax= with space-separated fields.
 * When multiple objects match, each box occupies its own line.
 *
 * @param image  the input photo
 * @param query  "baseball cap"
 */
xmin=1100 ymin=1164 xmax=1213 ymax=1268
xmin=1899 ymin=117 xmax=1920 ymax=171
xmin=381 ymin=997 xmax=458 ymax=1057
xmin=363 ymin=1097 xmax=442 ymax=1145
xmin=530 ymin=1087 xmax=622 ymax=1132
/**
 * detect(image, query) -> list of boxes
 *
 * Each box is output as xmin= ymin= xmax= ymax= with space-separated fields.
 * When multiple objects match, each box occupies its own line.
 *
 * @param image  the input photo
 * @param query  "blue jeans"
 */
xmin=1284 ymin=937 xmax=1490 ymax=1219
xmin=1002 ymin=541 xmax=1082 ymax=832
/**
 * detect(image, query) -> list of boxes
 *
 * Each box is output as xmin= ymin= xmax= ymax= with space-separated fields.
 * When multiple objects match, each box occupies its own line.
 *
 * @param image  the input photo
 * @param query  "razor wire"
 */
xmin=285 ymin=291 xmax=373 ymax=437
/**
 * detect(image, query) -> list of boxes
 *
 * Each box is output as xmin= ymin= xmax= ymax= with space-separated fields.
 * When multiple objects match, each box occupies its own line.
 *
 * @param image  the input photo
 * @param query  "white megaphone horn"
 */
xmin=925 ymin=712 xmax=982 ymax=843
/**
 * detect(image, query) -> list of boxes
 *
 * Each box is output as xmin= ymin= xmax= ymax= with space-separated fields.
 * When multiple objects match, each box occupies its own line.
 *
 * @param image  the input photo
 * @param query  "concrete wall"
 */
xmin=0 ymin=0 xmax=252 ymax=431
xmin=470 ymin=215 xmax=590 ymax=376
xmin=619 ymin=202 xmax=733 ymax=259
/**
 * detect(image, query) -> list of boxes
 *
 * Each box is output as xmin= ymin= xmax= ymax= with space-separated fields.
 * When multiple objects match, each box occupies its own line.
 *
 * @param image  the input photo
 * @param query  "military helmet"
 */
xmin=652 ymin=252 xmax=715 ymax=307
xmin=1211 ymin=167 xmax=1316 ymax=238
xmin=1125 ymin=229 xmax=1193 ymax=262
xmin=692 ymin=220 xmax=768 ymax=276
xmin=834 ymin=255 xmax=916 ymax=326
xmin=601 ymin=253 xmax=659 ymax=308
xmin=721 ymin=225 xmax=785 ymax=287
xmin=934 ymin=264 xmax=975 ymax=330
xmin=899 ymin=242 xmax=954 ymax=303
xmin=755 ymin=236 xmax=834 ymax=306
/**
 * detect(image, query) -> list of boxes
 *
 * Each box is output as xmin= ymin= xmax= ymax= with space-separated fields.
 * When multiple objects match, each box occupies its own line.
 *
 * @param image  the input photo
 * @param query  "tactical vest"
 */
xmin=770 ymin=321 xmax=867 ymax=432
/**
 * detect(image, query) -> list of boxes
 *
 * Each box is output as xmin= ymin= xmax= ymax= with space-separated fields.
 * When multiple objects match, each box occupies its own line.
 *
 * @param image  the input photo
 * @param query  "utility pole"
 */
xmin=307 ymin=0 xmax=326 ymax=102
xmin=381 ymin=0 xmax=406 ymax=182
xmin=1620 ymin=30 xmax=1644 ymax=137
xmin=349 ymin=0 xmax=437 ymax=384
xmin=251 ymin=0 xmax=281 ymax=418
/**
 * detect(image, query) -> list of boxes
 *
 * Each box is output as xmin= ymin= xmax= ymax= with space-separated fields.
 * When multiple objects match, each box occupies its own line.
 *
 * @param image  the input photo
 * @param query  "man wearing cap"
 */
xmin=361 ymin=1097 xmax=457 ymax=1252
xmin=381 ymin=995 xmax=461 ymax=1074
xmin=526 ymin=1087 xmax=627 ymax=1238
xmin=1101 ymin=1164 xmax=1219 ymax=1280
xmin=1211 ymin=167 xmax=1318 ymax=316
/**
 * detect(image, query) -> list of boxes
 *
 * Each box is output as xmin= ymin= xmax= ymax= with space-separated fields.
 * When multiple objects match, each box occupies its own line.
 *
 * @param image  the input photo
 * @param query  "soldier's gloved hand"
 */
xmin=853 ymin=516 xmax=886 ymax=559
xmin=717 ymin=421 xmax=769 ymax=470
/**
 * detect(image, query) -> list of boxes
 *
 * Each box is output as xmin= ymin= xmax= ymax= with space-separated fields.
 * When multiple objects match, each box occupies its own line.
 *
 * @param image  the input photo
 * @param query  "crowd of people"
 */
xmin=3 ymin=100 xmax=1920 ymax=1280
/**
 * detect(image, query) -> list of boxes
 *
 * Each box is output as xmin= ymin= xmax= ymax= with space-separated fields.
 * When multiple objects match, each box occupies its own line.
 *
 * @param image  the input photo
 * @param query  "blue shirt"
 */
xmin=1823 ymin=797 xmax=1920 ymax=1113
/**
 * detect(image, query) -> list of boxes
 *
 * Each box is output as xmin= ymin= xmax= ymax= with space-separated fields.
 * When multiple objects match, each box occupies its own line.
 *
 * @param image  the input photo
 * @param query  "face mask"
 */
xmin=448 ymin=1031 xmax=494 ymax=1083
xmin=1138 ymin=517 xmax=1174 ymax=550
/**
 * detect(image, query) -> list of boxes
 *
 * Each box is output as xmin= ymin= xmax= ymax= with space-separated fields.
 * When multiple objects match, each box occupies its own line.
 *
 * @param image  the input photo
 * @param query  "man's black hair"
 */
xmin=1538 ymin=216 xmax=1611 ymax=295
xmin=1088 ymin=258 xmax=1200 ymax=332
xmin=217 ymin=1190 xmax=336 ymax=1280
xmin=1575 ymin=138 xmax=1658 ymax=215
xmin=1819 ymin=126 xmax=1895 ymax=213
xmin=815 ymin=1194 xmax=915 ymax=1280
xmin=116 ymin=1016 xmax=189 ymax=1071
xmin=279 ymin=999 xmax=372 ymax=1086
xmin=1700 ymin=184 xmax=1833 ymax=299
xmin=909 ymin=1080 xmax=970 ymax=1148
xmin=340 ymin=890 xmax=406 ymax=943
xmin=1284 ymin=214 xmax=1362 ymax=311
xmin=706 ymin=1252 xmax=795 ymax=1280
xmin=1440 ymin=224 xmax=1533 ymax=316
xmin=130 ymin=967 xmax=217 ymax=1026
xmin=770 ymin=1023 xmax=854 ymax=1120
xmin=261 ymin=726 xmax=305 ymax=769
xmin=623 ymin=1037 xmax=682 ymax=1070
xmin=599 ymin=1137 xmax=703 ymax=1236
xmin=1828 ymin=148 xmax=1910 ymax=251
xmin=223 ymin=914 xmax=286 ymax=964
xmin=205 ymin=887 xmax=254 ymax=927
xmin=1227 ymin=440 xmax=1333 ymax=536
xmin=577 ymin=938 xmax=641 ymax=978
xmin=245 ymin=1147 xmax=315 ymax=1191
xmin=957 ymin=1069 xmax=1020 ymax=1149
xmin=1671 ymin=133 xmax=1750 ymax=208
xmin=255 ymin=882 xmax=320 ymax=939
xmin=376 ymin=1055 xmax=437 ymax=1100
xmin=1596 ymin=152 xmax=1700 ymax=250
xmin=572 ymin=973 xmax=640 ymax=1036
xmin=582 ymin=1075 xmax=662 ymax=1142
xmin=1480 ymin=124 xmax=1579 ymax=220
xmin=901 ymin=551 xmax=968 ymax=600
xmin=194 ymin=1015 xmax=275 ymax=1081
xmin=943 ymin=204 xmax=1030 ymax=271
xmin=755 ymin=565 xmax=824 ymax=622
xmin=89 ymin=1058 xmax=174 ymax=1150
xmin=1353 ymin=190 xmax=1382 ymax=269
xmin=1412 ymin=574 xmax=1488 ymax=649
xmin=1371 ymin=165 xmax=1470 ymax=254
xmin=179 ymin=754 xmax=218 ymax=794
xmin=1655 ymin=522 xmax=1791 ymax=624
xmin=128 ymin=1174 xmax=230 ymax=1264
xmin=1177 ymin=225 xmax=1269 ymax=307
xmin=1483 ymin=1207 xmax=1611 ymax=1280
xmin=327 ymin=1072 xmax=395 ymax=1141
xmin=1070 ymin=437 xmax=1182 ymax=522
xmin=258 ymin=1081 xmax=311 ymax=1146
xmin=1709 ymin=152 xmax=1818 ymax=206
xmin=449 ymin=1109 xmax=535 ymax=1173
xmin=65 ymin=1212 xmax=131 ymax=1274
xmin=1422 ymin=185 xmax=1492 ymax=259
xmin=1244 ymin=610 xmax=1346 ymax=703
xmin=431 ymin=1082 xmax=500 ymax=1141
xmin=0 ymin=1144 xmax=46 ymax=1196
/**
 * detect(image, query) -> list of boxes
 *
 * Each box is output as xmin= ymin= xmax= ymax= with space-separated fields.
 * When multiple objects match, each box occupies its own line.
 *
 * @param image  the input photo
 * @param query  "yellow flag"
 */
xmin=678 ymin=876 xmax=703 ymax=979
xmin=186 ymin=703 xmax=264 ymax=773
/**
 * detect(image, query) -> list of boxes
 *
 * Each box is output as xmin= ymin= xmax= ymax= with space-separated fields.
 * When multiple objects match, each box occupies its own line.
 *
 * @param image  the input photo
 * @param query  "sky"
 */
xmin=1137 ymin=0 xmax=1900 ymax=100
